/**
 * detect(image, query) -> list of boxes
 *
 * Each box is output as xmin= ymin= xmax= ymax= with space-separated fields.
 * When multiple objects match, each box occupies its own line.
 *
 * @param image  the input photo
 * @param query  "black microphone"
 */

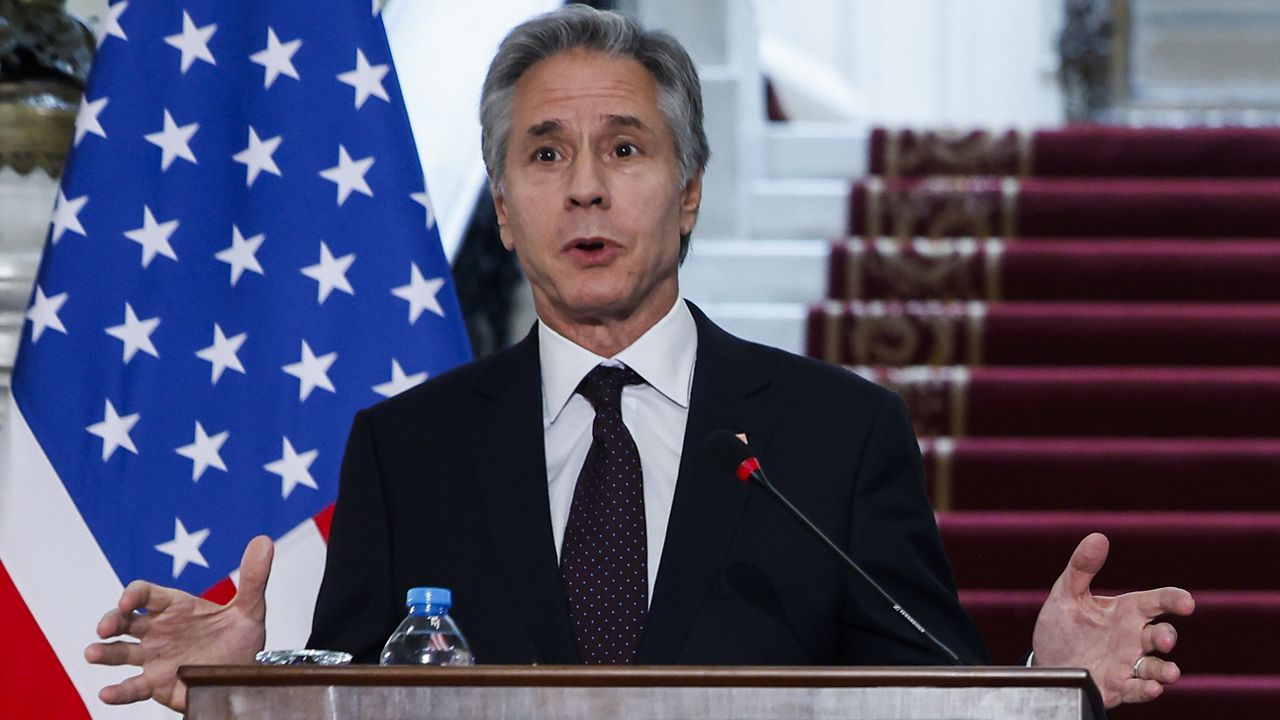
xmin=704 ymin=429 xmax=964 ymax=666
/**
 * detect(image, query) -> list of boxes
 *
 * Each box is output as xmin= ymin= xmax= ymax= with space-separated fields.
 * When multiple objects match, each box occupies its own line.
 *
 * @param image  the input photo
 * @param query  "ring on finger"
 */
xmin=1133 ymin=655 xmax=1150 ymax=679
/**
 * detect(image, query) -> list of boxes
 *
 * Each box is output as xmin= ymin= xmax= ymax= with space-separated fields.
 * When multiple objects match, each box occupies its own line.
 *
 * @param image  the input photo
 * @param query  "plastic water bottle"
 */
xmin=379 ymin=587 xmax=475 ymax=665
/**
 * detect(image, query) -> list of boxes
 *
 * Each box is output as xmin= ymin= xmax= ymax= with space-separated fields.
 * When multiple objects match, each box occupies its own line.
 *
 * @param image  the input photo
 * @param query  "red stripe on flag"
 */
xmin=202 ymin=576 xmax=237 ymax=606
xmin=202 ymin=508 xmax=332 ymax=609
xmin=0 ymin=558 xmax=92 ymax=719
xmin=313 ymin=503 xmax=335 ymax=542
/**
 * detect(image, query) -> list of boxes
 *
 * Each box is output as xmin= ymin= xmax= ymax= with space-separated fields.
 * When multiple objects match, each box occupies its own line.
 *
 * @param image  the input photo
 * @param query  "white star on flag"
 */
xmin=195 ymin=323 xmax=247 ymax=384
xmin=410 ymin=190 xmax=436 ymax=230
xmin=282 ymin=340 xmax=337 ymax=401
xmin=263 ymin=437 xmax=319 ymax=498
xmin=25 ymin=285 xmax=68 ymax=343
xmin=50 ymin=190 xmax=88 ymax=244
xmin=97 ymin=1 xmax=128 ymax=46
xmin=372 ymin=359 xmax=428 ymax=398
xmin=301 ymin=241 xmax=356 ymax=303
xmin=154 ymin=518 xmax=210 ymax=578
xmin=215 ymin=225 xmax=265 ymax=286
xmin=249 ymin=27 xmax=301 ymax=89
xmin=124 ymin=205 xmax=180 ymax=268
xmin=104 ymin=302 xmax=160 ymax=363
xmin=392 ymin=262 xmax=446 ymax=323
xmin=164 ymin=10 xmax=217 ymax=74
xmin=175 ymin=421 xmax=229 ymax=482
xmin=144 ymin=109 xmax=199 ymax=171
xmin=319 ymin=145 xmax=374 ymax=206
xmin=372 ymin=0 xmax=383 ymax=16
xmin=86 ymin=399 xmax=140 ymax=461
xmin=232 ymin=126 xmax=282 ymax=187
xmin=74 ymin=96 xmax=108 ymax=146
xmin=337 ymin=48 xmax=389 ymax=109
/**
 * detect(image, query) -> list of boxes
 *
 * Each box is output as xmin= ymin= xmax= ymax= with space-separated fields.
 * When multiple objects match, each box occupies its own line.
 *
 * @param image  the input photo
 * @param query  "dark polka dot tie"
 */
xmin=560 ymin=364 xmax=649 ymax=664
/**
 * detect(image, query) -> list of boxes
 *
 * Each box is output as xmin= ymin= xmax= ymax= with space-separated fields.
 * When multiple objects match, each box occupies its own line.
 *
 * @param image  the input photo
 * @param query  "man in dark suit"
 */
xmin=308 ymin=302 xmax=989 ymax=667
xmin=87 ymin=6 xmax=1193 ymax=713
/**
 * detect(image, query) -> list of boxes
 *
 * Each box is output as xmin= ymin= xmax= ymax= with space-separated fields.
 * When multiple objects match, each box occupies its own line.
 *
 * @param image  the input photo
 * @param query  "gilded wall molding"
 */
xmin=0 ymin=0 xmax=93 ymax=176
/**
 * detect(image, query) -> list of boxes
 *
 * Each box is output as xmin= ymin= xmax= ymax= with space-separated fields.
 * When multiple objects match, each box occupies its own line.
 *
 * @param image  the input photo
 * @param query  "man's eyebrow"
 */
xmin=603 ymin=114 xmax=651 ymax=133
xmin=523 ymin=116 xmax=653 ymax=139
xmin=525 ymin=120 xmax=564 ymax=138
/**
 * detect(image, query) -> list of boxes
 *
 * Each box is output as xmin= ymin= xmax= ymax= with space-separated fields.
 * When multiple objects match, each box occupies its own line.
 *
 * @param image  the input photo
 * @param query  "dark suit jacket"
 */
xmin=308 ymin=303 xmax=989 ymax=666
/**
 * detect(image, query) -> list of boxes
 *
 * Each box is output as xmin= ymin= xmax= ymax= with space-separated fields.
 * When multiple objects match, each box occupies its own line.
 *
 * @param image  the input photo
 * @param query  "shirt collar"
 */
xmin=539 ymin=298 xmax=698 ymax=424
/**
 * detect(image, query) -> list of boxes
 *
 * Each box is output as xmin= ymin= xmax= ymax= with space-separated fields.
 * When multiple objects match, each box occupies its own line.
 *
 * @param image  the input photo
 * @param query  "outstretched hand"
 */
xmin=84 ymin=535 xmax=274 ymax=712
xmin=1032 ymin=532 xmax=1195 ymax=708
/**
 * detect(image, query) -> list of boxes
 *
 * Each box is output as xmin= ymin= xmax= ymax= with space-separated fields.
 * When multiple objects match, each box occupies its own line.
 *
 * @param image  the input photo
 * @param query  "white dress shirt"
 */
xmin=539 ymin=298 xmax=697 ymax=601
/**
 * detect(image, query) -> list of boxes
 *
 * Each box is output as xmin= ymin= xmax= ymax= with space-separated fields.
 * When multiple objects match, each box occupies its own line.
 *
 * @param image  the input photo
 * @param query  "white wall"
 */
xmin=380 ymin=0 xmax=559 ymax=258
xmin=755 ymin=0 xmax=1065 ymax=128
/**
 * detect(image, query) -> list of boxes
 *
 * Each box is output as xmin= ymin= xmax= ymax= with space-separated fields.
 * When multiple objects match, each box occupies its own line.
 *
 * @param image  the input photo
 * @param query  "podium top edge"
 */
xmin=179 ymin=665 xmax=1093 ymax=690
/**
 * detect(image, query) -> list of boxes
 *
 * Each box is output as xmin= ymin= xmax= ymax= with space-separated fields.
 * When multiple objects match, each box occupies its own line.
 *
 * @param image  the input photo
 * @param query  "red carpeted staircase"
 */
xmin=811 ymin=126 xmax=1280 ymax=718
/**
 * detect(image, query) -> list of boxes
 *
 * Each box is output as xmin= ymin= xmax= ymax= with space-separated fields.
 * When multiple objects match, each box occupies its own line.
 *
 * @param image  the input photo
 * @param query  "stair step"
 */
xmin=1115 ymin=675 xmax=1280 ymax=720
xmin=810 ymin=301 xmax=1280 ymax=367
xmin=749 ymin=179 xmax=848 ymax=239
xmin=938 ymin=512 xmax=1280 ymax=590
xmin=849 ymin=177 xmax=1280 ymax=239
xmin=766 ymin=122 xmax=867 ymax=179
xmin=695 ymin=302 xmax=809 ymax=355
xmin=827 ymin=238 xmax=1280 ymax=303
xmin=869 ymin=126 xmax=1280 ymax=179
xmin=854 ymin=366 xmax=1280 ymax=438
xmin=917 ymin=437 xmax=1280 ymax=510
xmin=682 ymin=239 xmax=828 ymax=303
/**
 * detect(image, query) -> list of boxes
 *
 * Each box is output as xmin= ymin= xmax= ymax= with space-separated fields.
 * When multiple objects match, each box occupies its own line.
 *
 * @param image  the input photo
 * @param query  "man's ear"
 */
xmin=492 ymin=185 xmax=515 ymax=251
xmin=679 ymin=171 xmax=703 ymax=237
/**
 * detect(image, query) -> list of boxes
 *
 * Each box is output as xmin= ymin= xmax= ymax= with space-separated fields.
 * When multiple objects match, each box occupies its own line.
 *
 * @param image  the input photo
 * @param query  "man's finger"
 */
xmin=1119 ymin=677 xmax=1165 ymax=705
xmin=1141 ymin=622 xmax=1179 ymax=655
xmin=1134 ymin=655 xmax=1182 ymax=684
xmin=98 ymin=672 xmax=155 ymax=705
xmin=1061 ymin=532 xmax=1109 ymax=598
xmin=1135 ymin=586 xmax=1196 ymax=619
xmin=233 ymin=535 xmax=274 ymax=613
xmin=96 ymin=607 xmax=130 ymax=639
xmin=84 ymin=640 xmax=148 ymax=667
xmin=94 ymin=610 xmax=151 ymax=641
xmin=118 ymin=579 xmax=178 ymax=615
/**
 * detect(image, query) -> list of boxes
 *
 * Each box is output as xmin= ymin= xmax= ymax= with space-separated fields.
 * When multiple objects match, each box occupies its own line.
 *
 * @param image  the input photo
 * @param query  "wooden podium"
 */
xmin=180 ymin=665 xmax=1105 ymax=720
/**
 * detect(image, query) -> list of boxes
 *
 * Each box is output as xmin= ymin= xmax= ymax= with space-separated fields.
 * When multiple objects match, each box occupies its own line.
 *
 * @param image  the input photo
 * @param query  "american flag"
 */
xmin=0 ymin=1 xmax=471 ymax=716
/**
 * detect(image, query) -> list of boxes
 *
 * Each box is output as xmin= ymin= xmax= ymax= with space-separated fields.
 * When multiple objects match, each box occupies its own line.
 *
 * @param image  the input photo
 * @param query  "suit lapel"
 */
xmin=470 ymin=330 xmax=580 ymax=663
xmin=636 ymin=304 xmax=774 ymax=663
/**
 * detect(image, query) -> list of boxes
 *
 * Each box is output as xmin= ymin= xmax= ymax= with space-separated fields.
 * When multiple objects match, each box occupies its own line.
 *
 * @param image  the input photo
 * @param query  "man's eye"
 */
xmin=535 ymin=148 xmax=558 ymax=162
xmin=615 ymin=143 xmax=637 ymax=158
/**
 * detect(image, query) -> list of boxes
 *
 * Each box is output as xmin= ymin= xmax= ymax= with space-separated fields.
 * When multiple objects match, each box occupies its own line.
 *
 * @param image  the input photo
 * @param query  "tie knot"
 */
xmin=576 ymin=365 xmax=645 ymax=412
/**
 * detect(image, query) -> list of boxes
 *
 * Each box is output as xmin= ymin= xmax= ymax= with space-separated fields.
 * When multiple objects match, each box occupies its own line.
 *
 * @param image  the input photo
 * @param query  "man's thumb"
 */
xmin=234 ymin=535 xmax=275 ymax=612
xmin=1063 ymin=531 xmax=1109 ymax=598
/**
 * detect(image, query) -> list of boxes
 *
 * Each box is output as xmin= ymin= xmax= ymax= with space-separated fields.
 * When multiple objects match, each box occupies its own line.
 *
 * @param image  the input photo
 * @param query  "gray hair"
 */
xmin=480 ymin=5 xmax=710 ymax=256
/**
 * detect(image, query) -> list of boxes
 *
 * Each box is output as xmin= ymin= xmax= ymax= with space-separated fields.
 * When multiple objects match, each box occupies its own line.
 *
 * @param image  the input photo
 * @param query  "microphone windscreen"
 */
xmin=704 ymin=429 xmax=753 ymax=473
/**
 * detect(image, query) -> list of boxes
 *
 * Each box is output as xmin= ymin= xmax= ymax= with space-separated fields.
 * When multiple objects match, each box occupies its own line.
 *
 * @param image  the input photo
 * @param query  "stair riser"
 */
xmin=939 ymin=514 xmax=1280 ymax=590
xmin=810 ymin=303 xmax=1280 ymax=367
xmin=857 ymin=368 xmax=1280 ymax=438
xmin=829 ymin=238 xmax=1280 ymax=302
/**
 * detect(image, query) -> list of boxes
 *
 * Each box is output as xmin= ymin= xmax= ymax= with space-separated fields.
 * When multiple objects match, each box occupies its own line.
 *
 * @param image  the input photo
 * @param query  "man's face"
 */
xmin=494 ymin=48 xmax=701 ymax=331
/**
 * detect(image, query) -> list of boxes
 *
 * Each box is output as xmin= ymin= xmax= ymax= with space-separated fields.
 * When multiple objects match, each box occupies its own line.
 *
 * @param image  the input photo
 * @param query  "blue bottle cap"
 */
xmin=406 ymin=586 xmax=451 ymax=610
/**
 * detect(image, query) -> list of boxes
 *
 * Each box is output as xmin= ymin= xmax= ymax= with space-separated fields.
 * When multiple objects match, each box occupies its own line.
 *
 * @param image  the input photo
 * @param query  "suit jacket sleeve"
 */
xmin=838 ymin=391 xmax=990 ymax=665
xmin=307 ymin=409 xmax=399 ymax=663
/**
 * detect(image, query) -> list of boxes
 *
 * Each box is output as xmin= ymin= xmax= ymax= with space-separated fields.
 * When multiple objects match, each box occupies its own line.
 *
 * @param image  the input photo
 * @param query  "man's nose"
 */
xmin=565 ymin=154 xmax=609 ymax=210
